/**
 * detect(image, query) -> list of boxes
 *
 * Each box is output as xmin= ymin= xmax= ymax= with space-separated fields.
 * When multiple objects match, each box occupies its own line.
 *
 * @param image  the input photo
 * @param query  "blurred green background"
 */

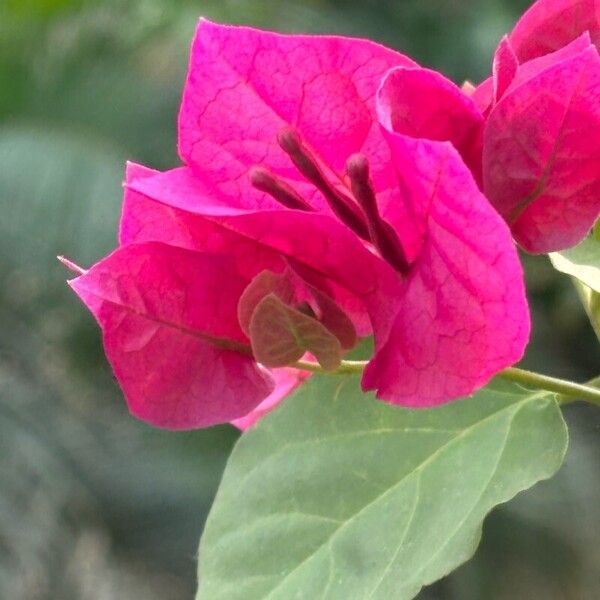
xmin=1 ymin=0 xmax=598 ymax=598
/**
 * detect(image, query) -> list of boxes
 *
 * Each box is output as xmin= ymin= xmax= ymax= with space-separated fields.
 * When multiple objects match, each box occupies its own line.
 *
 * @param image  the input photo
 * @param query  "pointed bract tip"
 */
xmin=57 ymin=255 xmax=87 ymax=276
xmin=461 ymin=80 xmax=476 ymax=95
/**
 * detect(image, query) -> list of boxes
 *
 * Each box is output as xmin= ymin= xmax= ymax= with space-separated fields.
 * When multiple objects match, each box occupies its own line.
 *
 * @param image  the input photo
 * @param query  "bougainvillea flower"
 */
xmin=482 ymin=33 xmax=600 ymax=253
xmin=359 ymin=72 xmax=529 ymax=402
xmin=68 ymin=237 xmax=343 ymax=429
xmin=72 ymin=161 xmax=394 ymax=429
xmin=68 ymin=20 xmax=529 ymax=428
xmin=509 ymin=0 xmax=600 ymax=61
xmin=472 ymin=0 xmax=600 ymax=112
xmin=69 ymin=242 xmax=274 ymax=429
xmin=468 ymin=0 xmax=600 ymax=253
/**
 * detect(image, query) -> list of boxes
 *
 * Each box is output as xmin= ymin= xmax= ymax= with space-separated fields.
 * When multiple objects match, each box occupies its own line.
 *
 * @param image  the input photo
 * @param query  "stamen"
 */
xmin=346 ymin=154 xmax=410 ymax=273
xmin=250 ymin=166 xmax=313 ymax=211
xmin=278 ymin=127 xmax=371 ymax=241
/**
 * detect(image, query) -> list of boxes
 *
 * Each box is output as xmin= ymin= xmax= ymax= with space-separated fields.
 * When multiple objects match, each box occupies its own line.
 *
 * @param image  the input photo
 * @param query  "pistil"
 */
xmin=277 ymin=127 xmax=371 ymax=241
xmin=346 ymin=154 xmax=410 ymax=274
xmin=250 ymin=166 xmax=314 ymax=211
xmin=249 ymin=129 xmax=412 ymax=275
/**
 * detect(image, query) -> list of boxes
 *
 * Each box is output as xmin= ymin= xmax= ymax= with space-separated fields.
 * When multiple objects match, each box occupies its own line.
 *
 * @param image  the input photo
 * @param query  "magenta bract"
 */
xmin=483 ymin=25 xmax=600 ymax=253
xmin=230 ymin=367 xmax=310 ymax=431
xmin=68 ymin=20 xmax=530 ymax=429
xmin=377 ymin=66 xmax=484 ymax=184
xmin=363 ymin=127 xmax=528 ymax=405
xmin=178 ymin=20 xmax=417 ymax=218
xmin=70 ymin=242 xmax=276 ymax=429
xmin=510 ymin=0 xmax=600 ymax=61
xmin=493 ymin=36 xmax=519 ymax=103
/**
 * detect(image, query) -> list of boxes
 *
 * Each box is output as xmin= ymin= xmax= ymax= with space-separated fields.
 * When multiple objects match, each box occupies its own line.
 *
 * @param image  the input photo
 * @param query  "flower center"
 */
xmin=250 ymin=127 xmax=410 ymax=274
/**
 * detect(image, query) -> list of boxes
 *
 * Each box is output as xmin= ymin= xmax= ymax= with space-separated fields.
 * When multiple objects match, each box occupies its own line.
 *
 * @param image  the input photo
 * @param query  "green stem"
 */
xmin=294 ymin=359 xmax=365 ymax=374
xmin=498 ymin=367 xmax=600 ymax=406
xmin=292 ymin=360 xmax=600 ymax=406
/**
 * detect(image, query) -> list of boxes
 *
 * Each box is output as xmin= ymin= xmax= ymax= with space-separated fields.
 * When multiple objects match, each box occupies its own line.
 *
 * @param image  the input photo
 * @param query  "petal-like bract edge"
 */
xmin=70 ymin=242 xmax=275 ymax=429
xmin=363 ymin=132 xmax=530 ymax=406
xmin=483 ymin=45 xmax=600 ymax=253
xmin=493 ymin=36 xmax=519 ymax=103
xmin=231 ymin=367 xmax=310 ymax=431
xmin=377 ymin=66 xmax=484 ymax=181
xmin=505 ymin=32 xmax=593 ymax=95
xmin=471 ymin=77 xmax=493 ymax=115
xmin=510 ymin=0 xmax=600 ymax=61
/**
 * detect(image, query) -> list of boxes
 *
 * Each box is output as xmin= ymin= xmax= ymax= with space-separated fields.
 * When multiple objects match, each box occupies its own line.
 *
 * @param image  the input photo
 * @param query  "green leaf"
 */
xmin=196 ymin=376 xmax=568 ymax=600
xmin=549 ymin=235 xmax=600 ymax=293
xmin=249 ymin=294 xmax=343 ymax=370
xmin=243 ymin=268 xmax=357 ymax=370
xmin=549 ymin=235 xmax=600 ymax=340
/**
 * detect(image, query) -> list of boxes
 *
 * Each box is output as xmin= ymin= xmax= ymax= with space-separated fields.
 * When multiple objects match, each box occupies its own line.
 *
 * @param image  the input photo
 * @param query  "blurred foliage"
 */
xmin=0 ymin=0 xmax=598 ymax=598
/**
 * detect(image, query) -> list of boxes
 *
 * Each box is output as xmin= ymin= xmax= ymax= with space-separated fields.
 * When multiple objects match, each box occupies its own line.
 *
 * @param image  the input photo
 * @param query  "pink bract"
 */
xmin=68 ymin=20 xmax=530 ymax=429
xmin=364 ymin=100 xmax=528 ymax=404
xmin=510 ymin=0 xmax=600 ymax=61
xmin=471 ymin=1 xmax=600 ymax=253
xmin=377 ymin=66 xmax=484 ymax=186
xmin=231 ymin=367 xmax=311 ymax=431
xmin=483 ymin=34 xmax=600 ymax=253
xmin=492 ymin=36 xmax=519 ymax=104
xmin=178 ymin=19 xmax=417 ymax=219
xmin=69 ymin=242 xmax=276 ymax=429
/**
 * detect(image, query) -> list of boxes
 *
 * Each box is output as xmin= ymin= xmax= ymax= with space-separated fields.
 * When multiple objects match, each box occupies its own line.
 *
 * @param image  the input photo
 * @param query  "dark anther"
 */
xmin=277 ymin=127 xmax=371 ymax=241
xmin=250 ymin=166 xmax=313 ymax=211
xmin=346 ymin=154 xmax=411 ymax=274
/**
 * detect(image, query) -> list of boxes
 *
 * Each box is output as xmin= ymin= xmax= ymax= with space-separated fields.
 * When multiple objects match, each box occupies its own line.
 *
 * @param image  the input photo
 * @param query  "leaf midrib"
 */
xmin=261 ymin=396 xmax=522 ymax=599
